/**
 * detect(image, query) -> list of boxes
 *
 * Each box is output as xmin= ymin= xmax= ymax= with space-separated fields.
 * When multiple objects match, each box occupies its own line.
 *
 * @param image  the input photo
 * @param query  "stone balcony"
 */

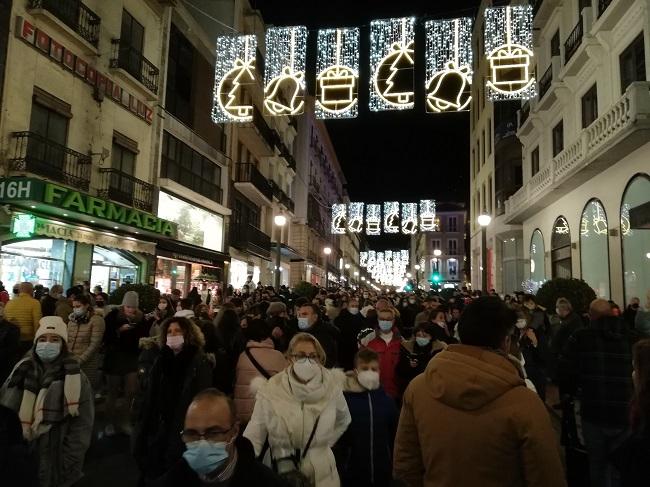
xmin=505 ymin=82 xmax=650 ymax=223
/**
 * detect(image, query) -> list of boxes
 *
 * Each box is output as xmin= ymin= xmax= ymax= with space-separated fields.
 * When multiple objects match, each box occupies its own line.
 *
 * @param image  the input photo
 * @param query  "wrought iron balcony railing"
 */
xmin=9 ymin=131 xmax=91 ymax=191
xmin=30 ymin=0 xmax=100 ymax=47
xmin=110 ymin=39 xmax=160 ymax=94
xmin=538 ymin=64 xmax=553 ymax=100
xmin=230 ymin=223 xmax=271 ymax=258
xmin=519 ymin=101 xmax=531 ymax=127
xmin=235 ymin=163 xmax=273 ymax=200
xmin=98 ymin=168 xmax=154 ymax=212
xmin=598 ymin=0 xmax=613 ymax=17
xmin=161 ymin=155 xmax=223 ymax=204
xmin=564 ymin=18 xmax=584 ymax=64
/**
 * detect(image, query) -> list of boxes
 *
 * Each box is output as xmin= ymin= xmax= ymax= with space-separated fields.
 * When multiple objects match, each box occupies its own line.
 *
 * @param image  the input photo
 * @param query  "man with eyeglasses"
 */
xmin=153 ymin=388 xmax=287 ymax=487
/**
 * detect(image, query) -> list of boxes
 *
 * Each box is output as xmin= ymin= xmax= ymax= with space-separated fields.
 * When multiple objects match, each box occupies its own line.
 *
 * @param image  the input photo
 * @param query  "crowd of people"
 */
xmin=0 ymin=277 xmax=649 ymax=487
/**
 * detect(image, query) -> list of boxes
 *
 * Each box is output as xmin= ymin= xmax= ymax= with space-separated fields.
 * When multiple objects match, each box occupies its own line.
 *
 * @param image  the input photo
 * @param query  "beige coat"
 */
xmin=394 ymin=344 xmax=566 ymax=487
xmin=67 ymin=313 xmax=105 ymax=387
xmin=234 ymin=339 xmax=287 ymax=422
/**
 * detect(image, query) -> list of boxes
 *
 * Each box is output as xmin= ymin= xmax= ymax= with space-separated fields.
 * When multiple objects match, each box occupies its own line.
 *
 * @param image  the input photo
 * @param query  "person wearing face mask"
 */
xmin=244 ymin=333 xmax=351 ymax=486
xmin=40 ymin=284 xmax=65 ymax=318
xmin=297 ymin=303 xmax=340 ymax=368
xmin=337 ymin=348 xmax=398 ymax=487
xmin=393 ymin=297 xmax=566 ymax=487
xmin=153 ymin=388 xmax=287 ymax=487
xmin=148 ymin=297 xmax=175 ymax=337
xmin=0 ymin=316 xmax=94 ymax=487
xmin=428 ymin=309 xmax=458 ymax=345
xmin=133 ymin=316 xmax=214 ymax=485
xmin=335 ymin=297 xmax=366 ymax=371
xmin=66 ymin=295 xmax=105 ymax=390
xmin=103 ymin=290 xmax=147 ymax=436
xmin=522 ymin=294 xmax=551 ymax=335
xmin=399 ymin=295 xmax=420 ymax=336
xmin=367 ymin=308 xmax=403 ymax=400
xmin=397 ymin=323 xmax=447 ymax=395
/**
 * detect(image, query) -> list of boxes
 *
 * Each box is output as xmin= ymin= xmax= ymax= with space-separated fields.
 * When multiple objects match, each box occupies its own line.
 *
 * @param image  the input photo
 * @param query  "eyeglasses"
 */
xmin=180 ymin=425 xmax=234 ymax=443
xmin=290 ymin=353 xmax=319 ymax=361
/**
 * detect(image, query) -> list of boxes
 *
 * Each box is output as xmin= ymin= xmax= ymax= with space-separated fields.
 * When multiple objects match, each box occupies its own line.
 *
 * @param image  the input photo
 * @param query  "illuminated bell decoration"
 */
xmin=426 ymin=62 xmax=471 ymax=113
xmin=264 ymin=26 xmax=307 ymax=116
xmin=347 ymin=202 xmax=364 ymax=233
xmin=264 ymin=67 xmax=305 ymax=115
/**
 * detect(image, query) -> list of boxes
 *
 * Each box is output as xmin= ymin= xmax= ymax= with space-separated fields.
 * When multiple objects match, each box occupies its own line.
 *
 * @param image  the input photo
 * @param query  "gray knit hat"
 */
xmin=122 ymin=290 xmax=139 ymax=308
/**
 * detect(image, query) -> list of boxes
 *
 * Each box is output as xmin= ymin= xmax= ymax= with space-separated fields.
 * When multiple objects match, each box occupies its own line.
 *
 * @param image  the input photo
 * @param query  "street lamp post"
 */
xmin=323 ymin=246 xmax=332 ymax=289
xmin=274 ymin=215 xmax=286 ymax=290
xmin=414 ymin=264 xmax=420 ymax=287
xmin=477 ymin=210 xmax=492 ymax=294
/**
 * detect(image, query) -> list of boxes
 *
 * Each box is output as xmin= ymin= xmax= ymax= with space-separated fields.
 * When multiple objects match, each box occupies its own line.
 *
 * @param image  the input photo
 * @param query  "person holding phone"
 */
xmin=103 ymin=291 xmax=147 ymax=436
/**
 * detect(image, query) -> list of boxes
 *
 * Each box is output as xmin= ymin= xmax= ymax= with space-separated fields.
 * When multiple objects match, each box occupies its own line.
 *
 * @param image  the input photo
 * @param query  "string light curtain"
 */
xmin=331 ymin=203 xmax=347 ymax=234
xmin=263 ymin=26 xmax=308 ymax=116
xmin=366 ymin=204 xmax=381 ymax=235
xmin=401 ymin=203 xmax=418 ymax=234
xmin=384 ymin=201 xmax=400 ymax=233
xmin=425 ymin=17 xmax=473 ymax=113
xmin=484 ymin=5 xmax=536 ymax=101
xmin=316 ymin=27 xmax=360 ymax=119
xmin=212 ymin=34 xmax=257 ymax=123
xmin=347 ymin=202 xmax=364 ymax=232
xmin=369 ymin=17 xmax=416 ymax=111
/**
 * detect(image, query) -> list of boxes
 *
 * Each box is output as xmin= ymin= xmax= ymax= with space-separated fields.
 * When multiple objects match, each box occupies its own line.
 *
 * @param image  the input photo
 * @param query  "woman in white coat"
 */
xmin=244 ymin=332 xmax=351 ymax=487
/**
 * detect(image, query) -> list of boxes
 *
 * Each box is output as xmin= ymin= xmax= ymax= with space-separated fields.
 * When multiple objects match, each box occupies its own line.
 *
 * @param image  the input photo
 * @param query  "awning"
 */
xmin=157 ymin=239 xmax=230 ymax=267
xmin=20 ymin=215 xmax=156 ymax=254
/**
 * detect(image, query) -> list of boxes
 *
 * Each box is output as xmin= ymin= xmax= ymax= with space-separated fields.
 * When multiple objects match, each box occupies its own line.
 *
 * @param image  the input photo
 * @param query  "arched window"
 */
xmin=530 ymin=229 xmax=545 ymax=288
xmin=551 ymin=216 xmax=572 ymax=278
xmin=580 ymin=199 xmax=610 ymax=298
xmin=621 ymin=174 xmax=650 ymax=304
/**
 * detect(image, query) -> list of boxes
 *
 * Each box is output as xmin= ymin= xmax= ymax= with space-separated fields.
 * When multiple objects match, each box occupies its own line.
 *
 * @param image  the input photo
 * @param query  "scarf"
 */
xmin=68 ymin=309 xmax=91 ymax=326
xmin=8 ymin=353 xmax=81 ymax=440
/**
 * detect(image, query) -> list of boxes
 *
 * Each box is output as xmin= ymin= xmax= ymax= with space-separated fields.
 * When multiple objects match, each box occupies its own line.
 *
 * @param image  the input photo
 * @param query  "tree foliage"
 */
xmin=109 ymin=283 xmax=161 ymax=313
xmin=535 ymin=278 xmax=597 ymax=315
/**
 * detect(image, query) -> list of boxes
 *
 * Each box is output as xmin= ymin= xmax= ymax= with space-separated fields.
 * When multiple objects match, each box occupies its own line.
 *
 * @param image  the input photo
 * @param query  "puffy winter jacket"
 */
xmin=67 ymin=312 xmax=105 ymax=387
xmin=4 ymin=293 xmax=41 ymax=341
xmin=234 ymin=339 xmax=287 ymax=422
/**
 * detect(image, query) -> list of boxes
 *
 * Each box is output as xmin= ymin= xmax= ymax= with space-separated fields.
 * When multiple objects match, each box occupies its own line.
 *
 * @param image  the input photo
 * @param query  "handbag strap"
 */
xmin=246 ymin=348 xmax=272 ymax=380
xmin=301 ymin=415 xmax=321 ymax=460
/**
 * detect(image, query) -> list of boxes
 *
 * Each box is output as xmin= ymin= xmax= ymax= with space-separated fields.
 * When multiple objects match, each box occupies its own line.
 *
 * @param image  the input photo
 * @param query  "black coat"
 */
xmin=133 ymin=345 xmax=214 ymax=482
xmin=396 ymin=338 xmax=445 ymax=395
xmin=335 ymin=310 xmax=365 ymax=371
xmin=305 ymin=319 xmax=340 ymax=368
xmin=152 ymin=436 xmax=289 ymax=487
xmin=0 ymin=320 xmax=20 ymax=385
xmin=103 ymin=307 xmax=148 ymax=375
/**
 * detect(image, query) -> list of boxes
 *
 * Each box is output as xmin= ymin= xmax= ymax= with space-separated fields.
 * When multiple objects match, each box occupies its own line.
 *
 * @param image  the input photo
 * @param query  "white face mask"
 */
xmin=515 ymin=319 xmax=527 ymax=329
xmin=293 ymin=358 xmax=319 ymax=382
xmin=348 ymin=307 xmax=359 ymax=315
xmin=166 ymin=335 xmax=184 ymax=352
xmin=357 ymin=370 xmax=380 ymax=390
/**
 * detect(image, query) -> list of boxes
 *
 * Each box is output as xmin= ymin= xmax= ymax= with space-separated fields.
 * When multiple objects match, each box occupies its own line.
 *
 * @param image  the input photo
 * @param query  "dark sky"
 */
xmin=253 ymin=0 xmax=481 ymax=248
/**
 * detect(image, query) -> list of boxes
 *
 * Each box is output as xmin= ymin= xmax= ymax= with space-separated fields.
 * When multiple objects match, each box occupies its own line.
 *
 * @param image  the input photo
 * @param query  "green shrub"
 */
xmin=293 ymin=281 xmax=315 ymax=298
xmin=535 ymin=278 xmax=597 ymax=315
xmin=109 ymin=283 xmax=161 ymax=313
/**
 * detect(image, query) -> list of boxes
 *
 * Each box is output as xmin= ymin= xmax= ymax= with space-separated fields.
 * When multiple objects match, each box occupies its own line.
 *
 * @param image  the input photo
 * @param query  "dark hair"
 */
xmin=246 ymin=319 xmax=271 ymax=342
xmin=523 ymin=294 xmax=536 ymax=304
xmin=65 ymin=286 xmax=81 ymax=298
xmin=294 ymin=296 xmax=309 ymax=308
xmin=191 ymin=388 xmax=237 ymax=423
xmin=180 ymin=298 xmax=193 ymax=310
xmin=159 ymin=316 xmax=205 ymax=348
xmin=458 ymin=297 xmax=517 ymax=349
xmin=230 ymin=297 xmax=243 ymax=308
xmin=355 ymin=347 xmax=379 ymax=365
xmin=72 ymin=294 xmax=93 ymax=310
xmin=300 ymin=303 xmax=320 ymax=315
xmin=632 ymin=339 xmax=650 ymax=429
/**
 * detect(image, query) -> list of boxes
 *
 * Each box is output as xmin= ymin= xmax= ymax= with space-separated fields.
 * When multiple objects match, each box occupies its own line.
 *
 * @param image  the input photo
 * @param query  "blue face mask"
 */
xmin=416 ymin=336 xmax=431 ymax=347
xmin=35 ymin=342 xmax=62 ymax=362
xmin=378 ymin=320 xmax=393 ymax=332
xmin=298 ymin=317 xmax=310 ymax=330
xmin=183 ymin=440 xmax=229 ymax=476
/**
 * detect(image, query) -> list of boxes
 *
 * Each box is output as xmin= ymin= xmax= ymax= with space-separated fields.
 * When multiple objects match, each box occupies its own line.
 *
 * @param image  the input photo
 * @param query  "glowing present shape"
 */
xmin=316 ymin=27 xmax=360 ymax=119
xmin=331 ymin=203 xmax=347 ymax=234
xmin=347 ymin=202 xmax=364 ymax=233
xmin=384 ymin=201 xmax=400 ymax=233
xmin=212 ymin=35 xmax=257 ymax=123
xmin=486 ymin=44 xmax=535 ymax=95
xmin=264 ymin=26 xmax=307 ymax=116
xmin=366 ymin=204 xmax=381 ymax=235
xmin=419 ymin=199 xmax=437 ymax=231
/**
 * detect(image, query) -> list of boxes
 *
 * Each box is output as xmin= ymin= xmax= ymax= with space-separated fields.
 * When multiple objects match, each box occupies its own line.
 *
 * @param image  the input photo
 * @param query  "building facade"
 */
xmin=411 ymin=203 xmax=469 ymax=289
xmin=508 ymin=0 xmax=650 ymax=305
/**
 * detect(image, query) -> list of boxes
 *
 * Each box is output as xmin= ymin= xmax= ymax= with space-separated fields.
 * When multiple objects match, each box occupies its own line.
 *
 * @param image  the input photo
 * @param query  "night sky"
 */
xmin=253 ymin=0 xmax=481 ymax=248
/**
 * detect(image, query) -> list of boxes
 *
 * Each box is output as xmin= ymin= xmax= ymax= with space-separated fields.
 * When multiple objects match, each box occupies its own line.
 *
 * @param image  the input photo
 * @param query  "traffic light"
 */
xmin=431 ymin=273 xmax=441 ymax=283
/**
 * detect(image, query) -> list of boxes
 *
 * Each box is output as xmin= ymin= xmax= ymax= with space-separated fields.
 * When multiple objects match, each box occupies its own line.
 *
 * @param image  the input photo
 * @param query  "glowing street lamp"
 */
xmin=323 ymin=246 xmax=332 ymax=288
xmin=274 ymin=215 xmax=287 ymax=290
xmin=478 ymin=209 xmax=492 ymax=293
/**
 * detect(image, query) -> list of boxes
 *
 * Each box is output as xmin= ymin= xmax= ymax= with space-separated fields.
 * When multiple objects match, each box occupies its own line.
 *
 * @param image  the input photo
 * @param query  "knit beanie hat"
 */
xmin=122 ymin=290 xmax=139 ymax=308
xmin=34 ymin=316 xmax=68 ymax=343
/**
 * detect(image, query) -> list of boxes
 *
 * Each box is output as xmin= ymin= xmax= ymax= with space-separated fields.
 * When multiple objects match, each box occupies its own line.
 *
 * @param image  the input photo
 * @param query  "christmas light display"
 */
xmin=367 ymin=250 xmax=377 ymax=268
xmin=347 ymin=202 xmax=364 ymax=233
xmin=360 ymin=251 xmax=368 ymax=268
xmin=401 ymin=203 xmax=418 ymax=234
xmin=366 ymin=204 xmax=381 ymax=236
xmin=419 ymin=200 xmax=437 ymax=231
xmin=581 ymin=200 xmax=608 ymax=237
xmin=384 ymin=201 xmax=400 ymax=233
xmin=331 ymin=203 xmax=347 ymax=234
xmin=212 ymin=35 xmax=257 ymax=123
xmin=369 ymin=17 xmax=416 ymax=111
xmin=360 ymin=248 xmax=410 ymax=286
xmin=316 ymin=27 xmax=360 ymax=119
xmin=484 ymin=5 xmax=536 ymax=101
xmin=264 ymin=26 xmax=308 ymax=116
xmin=425 ymin=17 xmax=472 ymax=113
xmin=554 ymin=216 xmax=570 ymax=235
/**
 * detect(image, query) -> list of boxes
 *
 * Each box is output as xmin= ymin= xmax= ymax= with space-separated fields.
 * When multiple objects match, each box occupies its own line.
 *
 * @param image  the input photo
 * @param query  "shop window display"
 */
xmin=0 ymin=239 xmax=67 ymax=288
xmin=580 ymin=199 xmax=610 ymax=298
xmin=621 ymin=174 xmax=650 ymax=304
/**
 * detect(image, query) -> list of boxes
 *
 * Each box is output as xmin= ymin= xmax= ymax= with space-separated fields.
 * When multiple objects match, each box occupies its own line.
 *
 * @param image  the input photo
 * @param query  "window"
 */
xmin=487 ymin=176 xmax=493 ymax=214
xmin=472 ymin=149 xmax=476 ymax=179
xmin=581 ymin=84 xmax=598 ymax=128
xmin=552 ymin=120 xmax=564 ymax=157
xmin=621 ymin=175 xmax=650 ymax=304
xmin=166 ymin=24 xmax=194 ymax=126
xmin=482 ymin=184 xmax=486 ymax=212
xmin=28 ymin=101 xmax=69 ymax=173
xmin=448 ymin=259 xmax=458 ymax=277
xmin=620 ymin=32 xmax=646 ymax=93
xmin=447 ymin=239 xmax=458 ymax=255
xmin=551 ymin=216 xmax=572 ymax=278
xmin=551 ymin=30 xmax=560 ymax=57
xmin=161 ymin=131 xmax=222 ymax=203
xmin=119 ymin=10 xmax=145 ymax=80
xmin=531 ymin=146 xmax=540 ymax=176
xmin=448 ymin=216 xmax=458 ymax=232
xmin=580 ymin=199 xmax=610 ymax=298
xmin=481 ymin=130 xmax=486 ymax=165
xmin=112 ymin=142 xmax=135 ymax=176
xmin=530 ymin=229 xmax=546 ymax=287
xmin=487 ymin=119 xmax=492 ymax=155
xmin=432 ymin=239 xmax=441 ymax=251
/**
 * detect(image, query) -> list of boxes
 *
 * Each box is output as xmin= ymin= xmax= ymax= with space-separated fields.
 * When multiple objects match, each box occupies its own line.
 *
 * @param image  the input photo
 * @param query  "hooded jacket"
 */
xmin=393 ymin=345 xmax=566 ymax=487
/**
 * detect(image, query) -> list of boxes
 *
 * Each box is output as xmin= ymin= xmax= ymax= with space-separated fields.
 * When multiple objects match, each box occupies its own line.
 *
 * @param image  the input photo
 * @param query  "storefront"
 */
xmin=0 ymin=177 xmax=177 ymax=290
xmin=155 ymin=190 xmax=228 ymax=296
